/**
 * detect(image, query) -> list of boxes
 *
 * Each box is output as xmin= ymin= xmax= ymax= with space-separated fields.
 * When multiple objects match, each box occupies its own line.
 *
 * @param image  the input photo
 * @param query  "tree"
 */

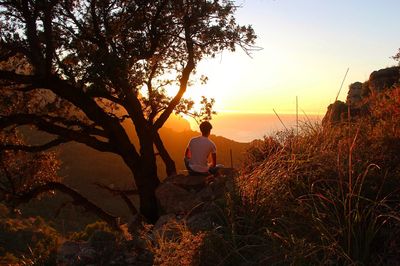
xmin=0 ymin=0 xmax=256 ymax=223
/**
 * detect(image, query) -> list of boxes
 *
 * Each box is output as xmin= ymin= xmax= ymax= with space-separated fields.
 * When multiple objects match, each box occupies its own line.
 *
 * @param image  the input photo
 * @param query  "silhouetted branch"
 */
xmin=94 ymin=182 xmax=139 ymax=196
xmin=1 ymin=137 xmax=67 ymax=152
xmin=16 ymin=181 xmax=121 ymax=231
xmin=86 ymin=89 xmax=123 ymax=105
xmin=0 ymin=114 xmax=114 ymax=152
xmin=54 ymin=201 xmax=72 ymax=218
xmin=94 ymin=182 xmax=139 ymax=215
xmin=120 ymin=193 xmax=138 ymax=216
xmin=153 ymin=132 xmax=177 ymax=176
xmin=154 ymin=14 xmax=195 ymax=129
xmin=0 ymin=70 xmax=36 ymax=84
xmin=0 ymin=42 xmax=30 ymax=61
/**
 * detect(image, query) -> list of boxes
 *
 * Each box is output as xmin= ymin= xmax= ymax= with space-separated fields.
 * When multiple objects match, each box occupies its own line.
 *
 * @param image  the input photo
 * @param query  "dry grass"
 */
xmin=149 ymin=87 xmax=400 ymax=265
xmin=144 ymin=221 xmax=206 ymax=266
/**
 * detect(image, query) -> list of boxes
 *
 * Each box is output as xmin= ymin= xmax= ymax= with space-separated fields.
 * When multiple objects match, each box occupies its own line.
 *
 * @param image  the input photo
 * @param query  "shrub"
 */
xmin=69 ymin=220 xmax=115 ymax=241
xmin=0 ymin=216 xmax=59 ymax=265
xmin=145 ymin=221 xmax=206 ymax=266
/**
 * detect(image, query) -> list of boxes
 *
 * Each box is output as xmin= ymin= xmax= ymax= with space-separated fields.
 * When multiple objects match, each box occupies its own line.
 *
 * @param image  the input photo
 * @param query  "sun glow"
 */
xmin=162 ymin=1 xmax=400 ymax=133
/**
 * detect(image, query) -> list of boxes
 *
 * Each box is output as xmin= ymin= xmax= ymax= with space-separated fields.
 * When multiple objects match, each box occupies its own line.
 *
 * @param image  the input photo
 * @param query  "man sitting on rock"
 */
xmin=184 ymin=121 xmax=219 ymax=176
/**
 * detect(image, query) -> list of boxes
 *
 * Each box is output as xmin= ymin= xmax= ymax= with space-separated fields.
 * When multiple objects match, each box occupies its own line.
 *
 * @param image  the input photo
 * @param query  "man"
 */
xmin=184 ymin=121 xmax=219 ymax=176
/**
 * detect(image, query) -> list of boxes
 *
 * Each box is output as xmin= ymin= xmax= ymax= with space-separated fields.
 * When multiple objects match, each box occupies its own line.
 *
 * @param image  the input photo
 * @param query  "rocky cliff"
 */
xmin=323 ymin=66 xmax=399 ymax=125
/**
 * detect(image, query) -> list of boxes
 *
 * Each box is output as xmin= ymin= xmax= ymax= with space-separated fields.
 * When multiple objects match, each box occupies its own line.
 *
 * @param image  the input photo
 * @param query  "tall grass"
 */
xmin=150 ymin=87 xmax=400 ymax=265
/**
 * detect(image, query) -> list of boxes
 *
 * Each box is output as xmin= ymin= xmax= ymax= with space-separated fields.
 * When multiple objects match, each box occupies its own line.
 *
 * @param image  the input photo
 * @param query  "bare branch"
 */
xmin=153 ymin=132 xmax=176 ymax=176
xmin=0 ymin=70 xmax=37 ymax=84
xmin=0 ymin=137 xmax=68 ymax=152
xmin=0 ymin=114 xmax=115 ymax=152
xmin=94 ymin=182 xmax=138 ymax=196
xmin=94 ymin=182 xmax=139 ymax=215
xmin=15 ymin=181 xmax=121 ymax=231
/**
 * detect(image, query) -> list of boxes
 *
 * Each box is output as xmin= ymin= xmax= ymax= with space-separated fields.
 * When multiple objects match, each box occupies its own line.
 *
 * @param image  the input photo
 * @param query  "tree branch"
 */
xmin=0 ymin=70 xmax=37 ymax=84
xmin=154 ymin=15 xmax=195 ymax=130
xmin=15 ymin=181 xmax=121 ymax=231
xmin=45 ymin=76 xmax=141 ymax=162
xmin=86 ymin=89 xmax=123 ymax=105
xmin=94 ymin=182 xmax=139 ymax=216
xmin=94 ymin=182 xmax=138 ymax=196
xmin=0 ymin=114 xmax=115 ymax=153
xmin=153 ymin=132 xmax=176 ymax=176
xmin=0 ymin=137 xmax=68 ymax=152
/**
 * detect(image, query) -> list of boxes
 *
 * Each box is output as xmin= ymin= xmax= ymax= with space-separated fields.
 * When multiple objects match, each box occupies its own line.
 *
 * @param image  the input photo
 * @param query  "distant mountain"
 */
xmin=19 ymin=118 xmax=248 ymax=230
xmin=163 ymin=114 xmax=191 ymax=132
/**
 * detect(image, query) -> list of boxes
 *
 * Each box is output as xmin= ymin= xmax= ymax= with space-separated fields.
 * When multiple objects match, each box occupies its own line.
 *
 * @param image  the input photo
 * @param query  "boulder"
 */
xmin=57 ymin=241 xmax=94 ymax=266
xmin=346 ymin=82 xmax=363 ymax=106
xmin=322 ymin=101 xmax=348 ymax=125
xmin=57 ymin=241 xmax=81 ymax=265
xmin=153 ymin=214 xmax=177 ymax=233
xmin=163 ymin=174 xmax=207 ymax=191
xmin=155 ymin=182 xmax=202 ymax=214
xmin=154 ymin=170 xmax=236 ymax=236
xmin=369 ymin=66 xmax=399 ymax=94
xmin=323 ymin=67 xmax=400 ymax=126
xmin=186 ymin=211 xmax=213 ymax=233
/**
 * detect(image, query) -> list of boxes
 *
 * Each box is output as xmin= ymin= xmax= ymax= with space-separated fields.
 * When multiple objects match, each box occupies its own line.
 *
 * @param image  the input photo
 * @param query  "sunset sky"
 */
xmin=181 ymin=0 xmax=400 ymax=116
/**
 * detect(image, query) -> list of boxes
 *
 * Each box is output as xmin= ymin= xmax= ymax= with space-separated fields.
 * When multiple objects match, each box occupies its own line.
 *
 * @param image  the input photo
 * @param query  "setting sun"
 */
xmin=1 ymin=1 xmax=400 ymax=264
xmin=165 ymin=0 xmax=400 ymax=117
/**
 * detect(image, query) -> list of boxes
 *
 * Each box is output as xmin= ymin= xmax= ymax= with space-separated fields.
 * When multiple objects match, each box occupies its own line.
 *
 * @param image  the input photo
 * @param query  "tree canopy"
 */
xmin=0 ymin=0 xmax=256 ymax=223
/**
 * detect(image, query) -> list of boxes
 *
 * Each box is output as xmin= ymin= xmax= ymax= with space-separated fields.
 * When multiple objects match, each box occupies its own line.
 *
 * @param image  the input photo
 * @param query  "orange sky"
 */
xmin=170 ymin=1 xmax=399 ymax=117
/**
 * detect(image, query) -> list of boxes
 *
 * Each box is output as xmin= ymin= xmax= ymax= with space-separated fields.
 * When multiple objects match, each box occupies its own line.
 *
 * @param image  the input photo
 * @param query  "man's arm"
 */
xmin=211 ymin=152 xmax=217 ymax=168
xmin=185 ymin=147 xmax=191 ymax=159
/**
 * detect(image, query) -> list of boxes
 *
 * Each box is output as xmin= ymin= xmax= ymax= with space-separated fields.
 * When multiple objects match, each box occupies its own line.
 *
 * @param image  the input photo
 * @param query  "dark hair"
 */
xmin=199 ymin=121 xmax=212 ymax=135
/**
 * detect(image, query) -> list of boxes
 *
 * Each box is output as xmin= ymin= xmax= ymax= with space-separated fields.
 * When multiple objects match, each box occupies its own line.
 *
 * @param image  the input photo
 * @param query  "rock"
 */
xmin=88 ymin=230 xmax=116 ymax=251
xmin=347 ymin=82 xmax=363 ymax=106
xmin=124 ymin=256 xmax=137 ymax=265
xmin=155 ymin=182 xmax=202 ymax=214
xmin=57 ymin=241 xmax=95 ymax=266
xmin=57 ymin=241 xmax=81 ymax=265
xmin=164 ymin=174 xmax=207 ymax=191
xmin=153 ymin=214 xmax=177 ymax=232
xmin=218 ymin=167 xmax=237 ymax=177
xmin=154 ymin=171 xmax=235 ymax=239
xmin=322 ymin=101 xmax=348 ymax=125
xmin=323 ymin=66 xmax=399 ymax=126
xmin=77 ymin=246 xmax=97 ymax=263
xmin=369 ymin=66 xmax=399 ymax=94
xmin=196 ymin=185 xmax=214 ymax=201
xmin=186 ymin=211 xmax=213 ymax=233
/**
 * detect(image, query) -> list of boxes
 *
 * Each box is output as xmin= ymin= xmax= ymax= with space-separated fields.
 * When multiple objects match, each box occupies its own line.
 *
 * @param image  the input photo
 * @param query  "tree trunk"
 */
xmin=132 ymin=161 xmax=160 ymax=224
xmin=123 ymin=130 xmax=161 ymax=223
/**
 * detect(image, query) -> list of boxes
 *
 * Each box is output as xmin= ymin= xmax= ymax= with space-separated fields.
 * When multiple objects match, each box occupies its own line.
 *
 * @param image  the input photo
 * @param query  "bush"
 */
xmin=69 ymin=220 xmax=115 ymax=241
xmin=0 ymin=215 xmax=59 ymax=265
xmin=145 ymin=221 xmax=206 ymax=266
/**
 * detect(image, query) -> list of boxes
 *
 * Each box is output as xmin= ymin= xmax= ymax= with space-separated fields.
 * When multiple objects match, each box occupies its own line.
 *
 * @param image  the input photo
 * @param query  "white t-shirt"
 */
xmin=187 ymin=136 xmax=217 ymax=173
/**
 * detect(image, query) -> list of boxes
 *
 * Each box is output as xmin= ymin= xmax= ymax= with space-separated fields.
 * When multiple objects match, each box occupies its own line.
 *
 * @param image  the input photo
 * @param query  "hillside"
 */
xmin=20 ymin=117 xmax=248 ymax=231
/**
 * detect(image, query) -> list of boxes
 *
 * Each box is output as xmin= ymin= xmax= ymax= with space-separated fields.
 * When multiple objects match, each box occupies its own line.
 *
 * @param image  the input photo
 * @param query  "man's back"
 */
xmin=187 ymin=136 xmax=216 ymax=173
